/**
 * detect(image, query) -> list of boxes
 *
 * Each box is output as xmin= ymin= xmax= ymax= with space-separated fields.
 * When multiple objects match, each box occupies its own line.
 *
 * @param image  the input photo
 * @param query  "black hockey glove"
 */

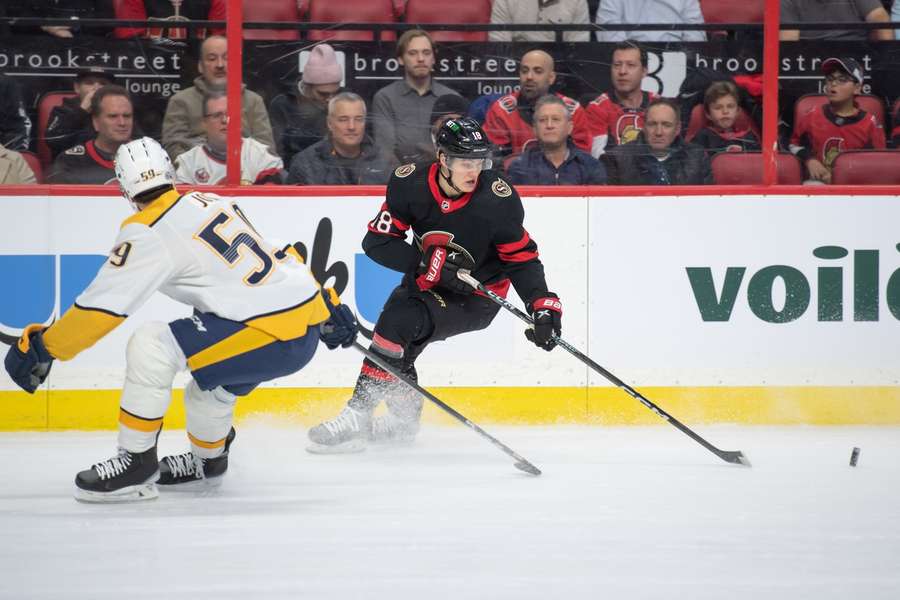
xmin=415 ymin=245 xmax=475 ymax=295
xmin=525 ymin=294 xmax=562 ymax=351
xmin=319 ymin=289 xmax=358 ymax=350
xmin=4 ymin=324 xmax=54 ymax=393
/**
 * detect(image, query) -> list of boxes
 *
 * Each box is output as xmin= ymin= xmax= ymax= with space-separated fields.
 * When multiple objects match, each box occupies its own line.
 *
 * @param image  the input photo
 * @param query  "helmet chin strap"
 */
xmin=439 ymin=155 xmax=465 ymax=197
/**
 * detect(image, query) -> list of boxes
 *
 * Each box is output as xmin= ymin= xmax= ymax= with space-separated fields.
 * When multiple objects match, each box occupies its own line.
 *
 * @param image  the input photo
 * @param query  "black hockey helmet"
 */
xmin=435 ymin=117 xmax=492 ymax=160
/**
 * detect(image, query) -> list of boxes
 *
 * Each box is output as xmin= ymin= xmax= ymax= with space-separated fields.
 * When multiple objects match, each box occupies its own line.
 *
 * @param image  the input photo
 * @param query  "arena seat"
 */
xmin=20 ymin=150 xmax=43 ymax=184
xmin=794 ymin=94 xmax=886 ymax=129
xmin=699 ymin=0 xmax=764 ymax=24
xmin=402 ymin=0 xmax=492 ymax=42
xmin=243 ymin=0 xmax=301 ymax=40
xmin=37 ymin=91 xmax=76 ymax=168
xmin=831 ymin=150 xmax=900 ymax=185
xmin=711 ymin=151 xmax=803 ymax=185
xmin=304 ymin=0 xmax=398 ymax=41
xmin=685 ymin=103 xmax=761 ymax=142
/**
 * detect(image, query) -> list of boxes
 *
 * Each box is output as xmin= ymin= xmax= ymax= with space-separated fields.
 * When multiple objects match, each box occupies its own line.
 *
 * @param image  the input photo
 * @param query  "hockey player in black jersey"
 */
xmin=307 ymin=118 xmax=562 ymax=453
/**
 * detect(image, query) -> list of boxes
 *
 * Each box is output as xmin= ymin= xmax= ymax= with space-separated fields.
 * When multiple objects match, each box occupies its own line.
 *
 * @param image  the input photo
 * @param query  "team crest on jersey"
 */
xmin=194 ymin=167 xmax=210 ymax=184
xmin=498 ymin=94 xmax=518 ymax=113
xmin=394 ymin=163 xmax=416 ymax=178
xmin=616 ymin=114 xmax=642 ymax=144
xmin=492 ymin=179 xmax=512 ymax=198
xmin=65 ymin=145 xmax=86 ymax=156
xmin=823 ymin=137 xmax=844 ymax=168
xmin=417 ymin=231 xmax=476 ymax=267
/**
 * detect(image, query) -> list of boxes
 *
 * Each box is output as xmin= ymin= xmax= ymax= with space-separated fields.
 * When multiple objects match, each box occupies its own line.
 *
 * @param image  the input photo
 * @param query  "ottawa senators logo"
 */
xmin=498 ymin=94 xmax=518 ymax=113
xmin=822 ymin=137 xmax=844 ymax=169
xmin=416 ymin=231 xmax=476 ymax=268
xmin=394 ymin=163 xmax=416 ymax=178
xmin=491 ymin=179 xmax=512 ymax=198
xmin=615 ymin=113 xmax=643 ymax=145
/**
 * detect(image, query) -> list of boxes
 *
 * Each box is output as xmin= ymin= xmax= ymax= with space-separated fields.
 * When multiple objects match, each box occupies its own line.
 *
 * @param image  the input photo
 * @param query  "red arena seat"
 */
xmin=37 ymin=91 xmax=76 ymax=168
xmin=699 ymin=0 xmax=764 ymax=24
xmin=243 ymin=0 xmax=301 ymax=40
xmin=711 ymin=151 xmax=803 ymax=185
xmin=304 ymin=0 xmax=398 ymax=41
xmin=794 ymin=94 xmax=886 ymax=129
xmin=402 ymin=0 xmax=492 ymax=42
xmin=20 ymin=150 xmax=43 ymax=184
xmin=831 ymin=150 xmax=900 ymax=185
xmin=685 ymin=103 xmax=761 ymax=142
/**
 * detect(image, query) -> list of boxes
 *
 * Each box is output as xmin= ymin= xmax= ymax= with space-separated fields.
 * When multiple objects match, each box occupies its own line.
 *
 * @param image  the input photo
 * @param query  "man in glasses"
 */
xmin=307 ymin=118 xmax=563 ymax=454
xmin=174 ymin=92 xmax=283 ymax=185
xmin=789 ymin=57 xmax=885 ymax=184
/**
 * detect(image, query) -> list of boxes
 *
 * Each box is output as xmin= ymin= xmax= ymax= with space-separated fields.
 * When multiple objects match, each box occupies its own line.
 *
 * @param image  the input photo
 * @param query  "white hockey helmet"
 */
xmin=114 ymin=137 xmax=175 ymax=204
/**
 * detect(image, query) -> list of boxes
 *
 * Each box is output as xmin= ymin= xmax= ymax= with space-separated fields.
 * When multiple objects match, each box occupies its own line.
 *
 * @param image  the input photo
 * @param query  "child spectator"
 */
xmin=692 ymin=81 xmax=761 ymax=155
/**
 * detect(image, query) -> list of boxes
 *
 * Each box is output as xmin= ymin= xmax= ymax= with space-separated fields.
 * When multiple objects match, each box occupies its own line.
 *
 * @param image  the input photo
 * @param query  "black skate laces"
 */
xmin=92 ymin=449 xmax=133 ymax=480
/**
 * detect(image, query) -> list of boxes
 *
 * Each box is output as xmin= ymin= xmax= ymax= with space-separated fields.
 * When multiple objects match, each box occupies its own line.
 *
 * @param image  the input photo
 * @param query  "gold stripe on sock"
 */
xmin=188 ymin=431 xmax=227 ymax=449
xmin=118 ymin=408 xmax=163 ymax=433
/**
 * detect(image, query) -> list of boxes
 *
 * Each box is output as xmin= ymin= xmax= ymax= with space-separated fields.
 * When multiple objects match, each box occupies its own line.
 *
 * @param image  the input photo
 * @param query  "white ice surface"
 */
xmin=1 ymin=424 xmax=899 ymax=599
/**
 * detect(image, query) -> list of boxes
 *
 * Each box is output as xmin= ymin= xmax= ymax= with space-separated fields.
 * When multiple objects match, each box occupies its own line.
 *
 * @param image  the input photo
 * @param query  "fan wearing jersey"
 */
xmin=4 ymin=138 xmax=357 ymax=503
xmin=307 ymin=118 xmax=562 ymax=454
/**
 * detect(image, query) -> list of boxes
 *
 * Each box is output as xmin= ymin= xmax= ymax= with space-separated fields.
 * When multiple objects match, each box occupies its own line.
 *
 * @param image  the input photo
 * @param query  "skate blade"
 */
xmin=157 ymin=475 xmax=225 ymax=491
xmin=74 ymin=481 xmax=159 ymax=504
xmin=305 ymin=439 xmax=367 ymax=454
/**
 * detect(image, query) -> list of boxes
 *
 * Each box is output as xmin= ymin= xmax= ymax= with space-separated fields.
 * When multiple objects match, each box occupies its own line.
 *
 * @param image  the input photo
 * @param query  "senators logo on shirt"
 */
xmin=615 ymin=114 xmax=642 ymax=145
xmin=822 ymin=137 xmax=845 ymax=168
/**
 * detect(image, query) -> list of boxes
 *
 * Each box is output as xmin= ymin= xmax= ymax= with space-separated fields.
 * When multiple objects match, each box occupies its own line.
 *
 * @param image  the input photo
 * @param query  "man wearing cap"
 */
xmin=45 ymin=67 xmax=115 ymax=160
xmin=429 ymin=94 xmax=469 ymax=150
xmin=269 ymin=43 xmax=343 ymax=166
xmin=789 ymin=57 xmax=885 ymax=184
xmin=162 ymin=35 xmax=273 ymax=160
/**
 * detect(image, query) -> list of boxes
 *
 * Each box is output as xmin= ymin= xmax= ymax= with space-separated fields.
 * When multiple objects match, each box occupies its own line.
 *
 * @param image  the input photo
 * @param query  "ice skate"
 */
xmin=74 ymin=447 xmax=160 ymax=503
xmin=157 ymin=427 xmax=236 ymax=488
xmin=306 ymin=406 xmax=371 ymax=454
xmin=369 ymin=412 xmax=420 ymax=445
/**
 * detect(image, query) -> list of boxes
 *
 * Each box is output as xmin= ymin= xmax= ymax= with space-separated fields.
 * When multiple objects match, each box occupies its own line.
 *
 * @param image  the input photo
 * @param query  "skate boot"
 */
xmin=157 ymin=427 xmax=236 ymax=487
xmin=74 ymin=447 xmax=160 ymax=503
xmin=370 ymin=393 xmax=423 ymax=445
xmin=306 ymin=406 xmax=371 ymax=454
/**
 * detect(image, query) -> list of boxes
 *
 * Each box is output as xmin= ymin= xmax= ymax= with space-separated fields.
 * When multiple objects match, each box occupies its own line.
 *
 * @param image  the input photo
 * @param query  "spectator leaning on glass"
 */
xmin=0 ymin=143 xmax=36 ymax=185
xmin=780 ymin=0 xmax=891 ymax=41
xmin=596 ymin=0 xmax=706 ymax=43
xmin=45 ymin=67 xmax=115 ymax=160
xmin=789 ymin=57 xmax=885 ymax=184
xmin=586 ymin=41 xmax=658 ymax=158
xmin=287 ymin=92 xmax=392 ymax=186
xmin=691 ymin=81 xmax=761 ymax=156
xmin=48 ymin=85 xmax=134 ymax=184
xmin=372 ymin=29 xmax=461 ymax=165
xmin=603 ymin=97 xmax=712 ymax=185
xmin=484 ymin=49 xmax=591 ymax=157
xmin=174 ymin=92 xmax=283 ymax=186
xmin=489 ymin=0 xmax=591 ymax=43
xmin=507 ymin=95 xmax=607 ymax=186
xmin=269 ymin=43 xmax=343 ymax=167
xmin=162 ymin=35 xmax=274 ymax=160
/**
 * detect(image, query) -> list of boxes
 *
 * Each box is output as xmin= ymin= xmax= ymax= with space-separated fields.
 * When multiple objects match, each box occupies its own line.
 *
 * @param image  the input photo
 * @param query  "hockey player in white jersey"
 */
xmin=3 ymin=137 xmax=357 ymax=503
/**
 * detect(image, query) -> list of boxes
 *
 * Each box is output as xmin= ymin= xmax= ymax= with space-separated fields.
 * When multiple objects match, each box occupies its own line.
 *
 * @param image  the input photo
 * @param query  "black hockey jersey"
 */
xmin=47 ymin=139 xmax=117 ymax=184
xmin=363 ymin=162 xmax=549 ymax=303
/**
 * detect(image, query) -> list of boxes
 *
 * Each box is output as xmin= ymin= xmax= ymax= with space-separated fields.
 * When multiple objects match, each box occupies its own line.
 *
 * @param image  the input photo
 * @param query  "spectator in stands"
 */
xmin=484 ymin=49 xmax=591 ymax=157
xmin=162 ymin=35 xmax=274 ymax=160
xmin=45 ymin=67 xmax=115 ymax=159
xmin=894 ymin=1 xmax=900 ymax=40
xmin=31 ymin=0 xmax=114 ymax=38
xmin=0 ymin=144 xmax=36 ymax=184
xmin=287 ymin=92 xmax=391 ymax=186
xmin=270 ymin=43 xmax=343 ymax=167
xmin=0 ymin=75 xmax=31 ymax=152
xmin=596 ymin=0 xmax=706 ymax=42
xmin=586 ymin=41 xmax=658 ymax=158
xmin=892 ymin=101 xmax=900 ymax=146
xmin=114 ymin=0 xmax=226 ymax=40
xmin=48 ymin=85 xmax=133 ymax=184
xmin=174 ymin=91 xmax=283 ymax=186
xmin=781 ymin=0 xmax=891 ymax=41
xmin=691 ymin=81 xmax=761 ymax=155
xmin=489 ymin=0 xmax=591 ymax=42
xmin=430 ymin=94 xmax=470 ymax=148
xmin=603 ymin=98 xmax=712 ymax=185
xmin=372 ymin=30 xmax=460 ymax=165
xmin=507 ymin=95 xmax=607 ymax=186
xmin=789 ymin=57 xmax=886 ymax=184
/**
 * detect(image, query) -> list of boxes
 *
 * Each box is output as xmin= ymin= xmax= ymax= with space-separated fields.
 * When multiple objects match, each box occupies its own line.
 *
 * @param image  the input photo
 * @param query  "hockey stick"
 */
xmin=456 ymin=272 xmax=751 ymax=467
xmin=350 ymin=340 xmax=542 ymax=476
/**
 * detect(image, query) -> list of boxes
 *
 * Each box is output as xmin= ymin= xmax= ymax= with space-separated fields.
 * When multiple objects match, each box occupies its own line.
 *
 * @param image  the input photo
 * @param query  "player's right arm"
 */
xmin=361 ymin=171 xmax=421 ymax=274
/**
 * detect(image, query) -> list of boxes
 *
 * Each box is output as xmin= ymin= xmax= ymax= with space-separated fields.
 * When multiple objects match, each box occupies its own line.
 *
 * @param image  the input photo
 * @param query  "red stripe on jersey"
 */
xmin=427 ymin=163 xmax=473 ymax=213
xmin=86 ymin=140 xmax=114 ymax=169
xmin=372 ymin=332 xmax=404 ymax=356
xmin=500 ymin=250 xmax=539 ymax=263
xmin=496 ymin=231 xmax=531 ymax=254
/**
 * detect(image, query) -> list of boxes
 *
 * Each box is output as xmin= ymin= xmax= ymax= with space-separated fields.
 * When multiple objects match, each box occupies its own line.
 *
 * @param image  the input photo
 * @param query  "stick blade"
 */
xmin=514 ymin=461 xmax=542 ymax=476
xmin=718 ymin=450 xmax=751 ymax=467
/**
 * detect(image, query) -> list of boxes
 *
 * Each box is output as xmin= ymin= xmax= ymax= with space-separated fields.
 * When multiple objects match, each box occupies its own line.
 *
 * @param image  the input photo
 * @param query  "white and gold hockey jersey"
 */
xmin=42 ymin=189 xmax=331 ymax=360
xmin=173 ymin=138 xmax=283 ymax=186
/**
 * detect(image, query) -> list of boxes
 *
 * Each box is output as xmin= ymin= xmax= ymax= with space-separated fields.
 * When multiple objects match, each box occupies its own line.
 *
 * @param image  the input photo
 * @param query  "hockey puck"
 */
xmin=849 ymin=447 xmax=861 ymax=467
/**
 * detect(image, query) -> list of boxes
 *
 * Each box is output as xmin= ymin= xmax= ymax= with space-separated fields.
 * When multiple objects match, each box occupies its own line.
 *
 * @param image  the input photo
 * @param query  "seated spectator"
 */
xmin=484 ymin=49 xmax=591 ymax=156
xmin=507 ymin=95 xmax=607 ymax=186
xmin=45 ymin=67 xmax=115 ymax=159
xmin=429 ymin=94 xmax=470 ymax=146
xmin=174 ymin=92 xmax=283 ymax=186
xmin=31 ymin=0 xmax=114 ymax=38
xmin=596 ymin=0 xmax=706 ymax=42
xmin=586 ymin=41 xmax=658 ymax=158
xmin=894 ymin=1 xmax=900 ymax=41
xmin=781 ymin=0 xmax=891 ymax=41
xmin=489 ymin=0 xmax=591 ymax=42
xmin=0 ymin=74 xmax=31 ymax=152
xmin=114 ymin=0 xmax=226 ymax=40
xmin=892 ymin=100 xmax=900 ymax=146
xmin=270 ymin=43 xmax=342 ymax=167
xmin=789 ymin=58 xmax=886 ymax=184
xmin=287 ymin=92 xmax=392 ymax=185
xmin=603 ymin=98 xmax=712 ymax=185
xmin=162 ymin=35 xmax=273 ymax=160
xmin=49 ymin=85 xmax=133 ymax=184
xmin=0 ymin=144 xmax=36 ymax=184
xmin=691 ymin=81 xmax=761 ymax=155
xmin=372 ymin=30 xmax=461 ymax=165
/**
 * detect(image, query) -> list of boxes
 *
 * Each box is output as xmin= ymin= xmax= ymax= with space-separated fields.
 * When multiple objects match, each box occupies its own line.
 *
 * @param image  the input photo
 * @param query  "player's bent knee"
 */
xmin=376 ymin=298 xmax=432 ymax=347
xmin=125 ymin=322 xmax=184 ymax=388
